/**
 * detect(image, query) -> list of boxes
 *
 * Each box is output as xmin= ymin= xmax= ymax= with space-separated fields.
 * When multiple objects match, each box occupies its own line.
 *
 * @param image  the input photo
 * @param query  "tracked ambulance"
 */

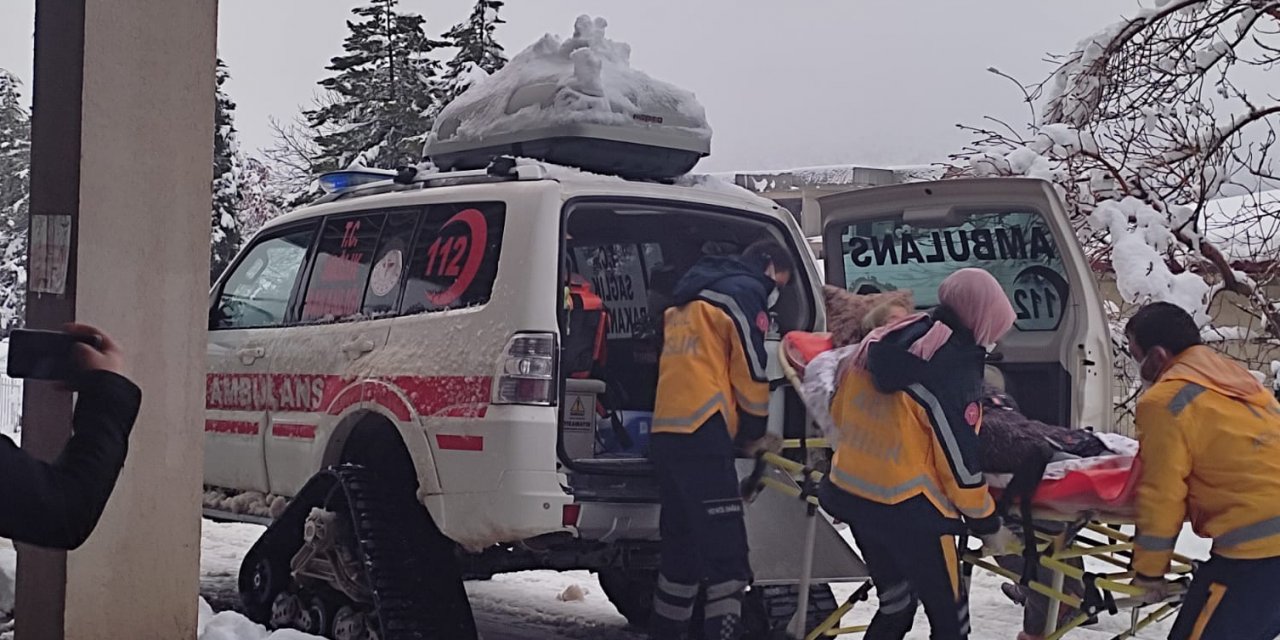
xmin=202 ymin=16 xmax=863 ymax=640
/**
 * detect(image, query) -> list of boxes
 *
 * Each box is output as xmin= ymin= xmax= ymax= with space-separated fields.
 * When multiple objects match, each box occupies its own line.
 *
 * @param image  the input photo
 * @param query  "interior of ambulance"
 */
xmin=555 ymin=200 xmax=815 ymax=478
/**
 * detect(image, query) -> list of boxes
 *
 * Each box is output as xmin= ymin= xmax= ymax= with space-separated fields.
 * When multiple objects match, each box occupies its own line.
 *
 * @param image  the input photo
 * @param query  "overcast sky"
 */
xmin=0 ymin=0 xmax=1146 ymax=172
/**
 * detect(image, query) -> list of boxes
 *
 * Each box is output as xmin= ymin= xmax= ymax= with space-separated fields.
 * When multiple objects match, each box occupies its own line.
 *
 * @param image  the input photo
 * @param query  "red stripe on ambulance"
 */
xmin=205 ymin=420 xmax=260 ymax=435
xmin=394 ymin=376 xmax=492 ymax=418
xmin=326 ymin=380 xmax=413 ymax=422
xmin=206 ymin=373 xmax=491 ymax=420
xmin=436 ymin=434 xmax=484 ymax=451
xmin=271 ymin=423 xmax=317 ymax=439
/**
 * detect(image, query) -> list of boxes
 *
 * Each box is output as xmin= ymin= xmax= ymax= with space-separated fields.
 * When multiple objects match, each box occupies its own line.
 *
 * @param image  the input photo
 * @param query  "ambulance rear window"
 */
xmin=838 ymin=211 xmax=1069 ymax=332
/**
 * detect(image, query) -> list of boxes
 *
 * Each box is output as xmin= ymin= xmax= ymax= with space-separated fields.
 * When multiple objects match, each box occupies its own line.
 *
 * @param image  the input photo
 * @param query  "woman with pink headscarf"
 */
xmin=818 ymin=268 xmax=1017 ymax=640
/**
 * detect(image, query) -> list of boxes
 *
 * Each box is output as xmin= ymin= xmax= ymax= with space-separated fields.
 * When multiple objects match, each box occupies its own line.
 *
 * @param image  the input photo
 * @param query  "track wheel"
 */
xmin=270 ymin=592 xmax=302 ymax=630
xmin=242 ymin=546 xmax=290 ymax=623
xmin=334 ymin=605 xmax=374 ymax=640
xmin=299 ymin=596 xmax=335 ymax=636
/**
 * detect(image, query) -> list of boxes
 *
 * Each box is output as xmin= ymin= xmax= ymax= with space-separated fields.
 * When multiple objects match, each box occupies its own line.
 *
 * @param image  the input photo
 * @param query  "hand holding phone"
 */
xmin=64 ymin=323 xmax=125 ymax=377
xmin=7 ymin=324 xmax=125 ymax=381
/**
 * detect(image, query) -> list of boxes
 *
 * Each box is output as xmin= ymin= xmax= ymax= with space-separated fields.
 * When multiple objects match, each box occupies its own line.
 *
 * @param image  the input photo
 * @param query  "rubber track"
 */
xmin=240 ymin=464 xmax=477 ymax=640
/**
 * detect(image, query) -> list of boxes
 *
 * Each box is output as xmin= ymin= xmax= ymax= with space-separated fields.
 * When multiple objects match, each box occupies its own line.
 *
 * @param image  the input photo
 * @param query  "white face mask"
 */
xmin=1137 ymin=354 xmax=1155 ymax=391
xmin=1137 ymin=347 xmax=1171 ymax=391
xmin=766 ymin=287 xmax=780 ymax=309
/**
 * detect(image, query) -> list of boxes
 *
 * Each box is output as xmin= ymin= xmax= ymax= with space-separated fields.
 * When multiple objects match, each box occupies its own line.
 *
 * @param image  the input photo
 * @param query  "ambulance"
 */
xmin=201 ymin=78 xmax=860 ymax=640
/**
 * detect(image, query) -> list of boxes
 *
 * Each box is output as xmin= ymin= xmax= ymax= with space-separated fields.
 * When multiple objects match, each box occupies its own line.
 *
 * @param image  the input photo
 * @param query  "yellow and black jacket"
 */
xmin=653 ymin=255 xmax=772 ymax=445
xmin=827 ymin=314 xmax=995 ymax=522
xmin=1132 ymin=345 xmax=1280 ymax=577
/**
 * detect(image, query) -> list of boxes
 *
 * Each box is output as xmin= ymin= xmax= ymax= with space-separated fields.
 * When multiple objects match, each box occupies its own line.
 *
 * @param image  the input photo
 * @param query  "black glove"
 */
xmin=966 ymin=513 xmax=1001 ymax=536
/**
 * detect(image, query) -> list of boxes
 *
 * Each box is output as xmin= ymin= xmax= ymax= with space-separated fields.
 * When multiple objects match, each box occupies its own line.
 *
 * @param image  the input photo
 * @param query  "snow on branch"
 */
xmin=952 ymin=1 xmax=1280 ymax=336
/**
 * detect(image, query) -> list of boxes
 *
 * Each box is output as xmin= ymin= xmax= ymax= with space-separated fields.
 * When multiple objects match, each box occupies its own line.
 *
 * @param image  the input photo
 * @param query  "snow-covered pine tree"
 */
xmin=439 ymin=0 xmax=507 ymax=108
xmin=211 ymin=58 xmax=243 ymax=284
xmin=0 ymin=69 xmax=30 ymax=334
xmin=306 ymin=0 xmax=446 ymax=172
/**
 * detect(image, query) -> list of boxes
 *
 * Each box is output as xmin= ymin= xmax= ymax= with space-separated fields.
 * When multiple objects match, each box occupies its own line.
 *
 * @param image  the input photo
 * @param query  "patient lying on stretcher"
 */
xmin=790 ymin=289 xmax=1139 ymax=513
xmin=978 ymin=384 xmax=1136 ymax=470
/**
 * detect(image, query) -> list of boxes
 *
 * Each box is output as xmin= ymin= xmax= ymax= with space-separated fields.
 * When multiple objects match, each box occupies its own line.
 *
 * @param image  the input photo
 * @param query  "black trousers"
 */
xmin=819 ymin=481 xmax=970 ymax=640
xmin=1168 ymin=554 xmax=1280 ymax=640
xmin=649 ymin=417 xmax=751 ymax=640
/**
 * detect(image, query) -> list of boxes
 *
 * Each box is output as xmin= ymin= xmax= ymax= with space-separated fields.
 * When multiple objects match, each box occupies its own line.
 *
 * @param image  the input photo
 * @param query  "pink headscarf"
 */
xmin=845 ymin=268 xmax=1016 ymax=370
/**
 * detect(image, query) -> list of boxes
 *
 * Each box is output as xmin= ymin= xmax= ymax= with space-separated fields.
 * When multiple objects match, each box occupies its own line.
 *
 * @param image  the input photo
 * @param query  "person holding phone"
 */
xmin=0 ymin=324 xmax=141 ymax=550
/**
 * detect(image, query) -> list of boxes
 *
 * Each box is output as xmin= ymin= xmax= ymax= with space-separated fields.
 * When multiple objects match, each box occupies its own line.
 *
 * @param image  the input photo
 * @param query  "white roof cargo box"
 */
xmin=425 ymin=15 xmax=711 ymax=180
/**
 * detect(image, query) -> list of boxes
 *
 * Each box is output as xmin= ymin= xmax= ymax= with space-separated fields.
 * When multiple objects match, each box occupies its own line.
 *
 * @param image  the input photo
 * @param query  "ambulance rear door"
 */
xmin=819 ymin=178 xmax=1112 ymax=431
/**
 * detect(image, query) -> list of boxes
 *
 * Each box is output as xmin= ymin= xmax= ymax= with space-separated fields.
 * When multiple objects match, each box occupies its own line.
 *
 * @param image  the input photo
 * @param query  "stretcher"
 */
xmin=743 ymin=333 xmax=1196 ymax=639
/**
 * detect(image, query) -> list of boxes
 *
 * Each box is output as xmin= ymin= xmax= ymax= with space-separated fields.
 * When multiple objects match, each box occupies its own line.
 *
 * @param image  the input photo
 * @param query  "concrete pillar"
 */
xmin=18 ymin=1 xmax=217 ymax=638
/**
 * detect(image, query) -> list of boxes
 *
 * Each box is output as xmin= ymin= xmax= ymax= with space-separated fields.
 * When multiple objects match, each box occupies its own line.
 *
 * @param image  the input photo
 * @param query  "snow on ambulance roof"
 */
xmin=426 ymin=15 xmax=711 ymax=180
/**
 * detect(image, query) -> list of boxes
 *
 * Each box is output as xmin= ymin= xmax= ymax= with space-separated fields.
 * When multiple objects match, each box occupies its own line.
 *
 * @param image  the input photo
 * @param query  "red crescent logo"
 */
xmin=964 ymin=402 xmax=981 ymax=428
xmin=427 ymin=208 xmax=487 ymax=307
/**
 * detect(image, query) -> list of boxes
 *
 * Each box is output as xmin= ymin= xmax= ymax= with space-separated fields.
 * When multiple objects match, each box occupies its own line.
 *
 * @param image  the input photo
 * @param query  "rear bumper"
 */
xmin=574 ymin=501 xmax=661 ymax=543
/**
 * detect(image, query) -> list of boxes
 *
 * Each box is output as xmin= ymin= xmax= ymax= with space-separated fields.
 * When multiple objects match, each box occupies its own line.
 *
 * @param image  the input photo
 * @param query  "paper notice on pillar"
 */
xmin=30 ymin=214 xmax=72 ymax=295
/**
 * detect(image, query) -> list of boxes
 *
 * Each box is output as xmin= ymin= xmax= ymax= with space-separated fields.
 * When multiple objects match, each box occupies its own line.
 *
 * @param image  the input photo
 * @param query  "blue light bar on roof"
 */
xmin=317 ymin=169 xmax=396 ymax=194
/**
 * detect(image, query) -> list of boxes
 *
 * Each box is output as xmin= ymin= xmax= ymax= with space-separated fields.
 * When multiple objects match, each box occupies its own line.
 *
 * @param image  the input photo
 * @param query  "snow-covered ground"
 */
xmin=195 ymin=519 xmax=1209 ymax=639
xmin=0 ymin=518 xmax=1209 ymax=639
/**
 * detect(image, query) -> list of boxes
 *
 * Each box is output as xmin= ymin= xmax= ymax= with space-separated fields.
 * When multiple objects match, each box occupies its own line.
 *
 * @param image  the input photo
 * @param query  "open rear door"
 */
xmin=819 ymin=178 xmax=1113 ymax=432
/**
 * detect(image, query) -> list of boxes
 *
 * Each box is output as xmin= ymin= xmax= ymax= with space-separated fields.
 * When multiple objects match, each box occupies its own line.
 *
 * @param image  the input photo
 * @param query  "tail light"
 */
xmin=562 ymin=503 xmax=582 ymax=527
xmin=493 ymin=332 xmax=558 ymax=405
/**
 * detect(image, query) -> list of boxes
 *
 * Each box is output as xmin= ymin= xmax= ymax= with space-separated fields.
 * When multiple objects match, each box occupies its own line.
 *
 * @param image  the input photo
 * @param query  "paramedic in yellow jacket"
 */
xmin=819 ymin=268 xmax=1017 ymax=640
xmin=1125 ymin=302 xmax=1280 ymax=640
xmin=648 ymin=240 xmax=793 ymax=640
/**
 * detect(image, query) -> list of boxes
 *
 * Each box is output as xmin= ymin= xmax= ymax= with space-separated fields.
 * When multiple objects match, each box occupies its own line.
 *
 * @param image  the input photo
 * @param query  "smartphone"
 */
xmin=7 ymin=329 xmax=102 ymax=381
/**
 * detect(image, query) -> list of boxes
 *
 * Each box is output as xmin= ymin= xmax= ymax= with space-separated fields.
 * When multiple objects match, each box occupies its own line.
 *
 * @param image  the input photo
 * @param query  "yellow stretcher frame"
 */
xmin=749 ymin=450 xmax=1192 ymax=640
xmin=762 ymin=342 xmax=1194 ymax=639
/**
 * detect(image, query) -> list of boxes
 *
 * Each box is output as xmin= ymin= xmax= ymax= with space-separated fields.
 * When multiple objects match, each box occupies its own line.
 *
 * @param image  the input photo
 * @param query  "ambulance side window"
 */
xmin=212 ymin=224 xmax=317 ymax=330
xmin=298 ymin=213 xmax=386 ymax=324
xmin=401 ymin=202 xmax=506 ymax=315
xmin=362 ymin=212 xmax=419 ymax=317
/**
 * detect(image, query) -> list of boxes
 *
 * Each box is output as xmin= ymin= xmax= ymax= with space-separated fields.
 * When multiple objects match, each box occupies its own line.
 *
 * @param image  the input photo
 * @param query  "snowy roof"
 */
xmin=706 ymin=164 xmax=899 ymax=193
xmin=1200 ymin=189 xmax=1280 ymax=262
